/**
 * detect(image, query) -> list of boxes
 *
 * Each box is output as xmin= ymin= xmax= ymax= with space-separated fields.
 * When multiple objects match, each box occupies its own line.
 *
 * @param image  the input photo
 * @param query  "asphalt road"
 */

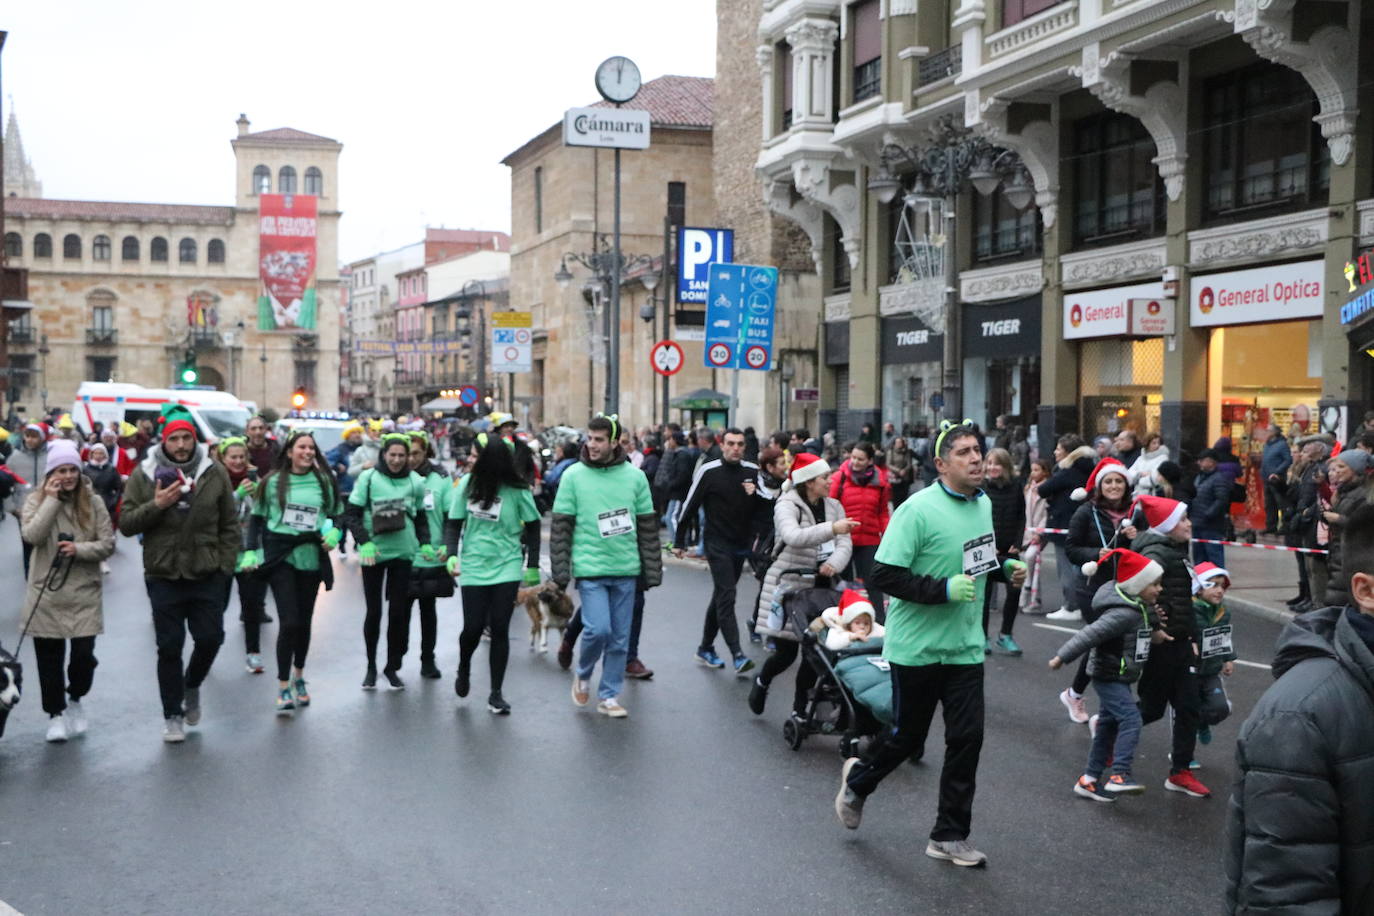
xmin=0 ymin=524 xmax=1287 ymax=915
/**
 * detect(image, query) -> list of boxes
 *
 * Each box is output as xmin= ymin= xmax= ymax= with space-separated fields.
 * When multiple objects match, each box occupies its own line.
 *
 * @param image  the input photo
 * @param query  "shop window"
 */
xmin=1203 ymin=64 xmax=1329 ymax=224
xmin=852 ymin=0 xmax=881 ymax=103
xmin=1072 ymin=112 xmax=1165 ymax=248
xmin=207 ymin=239 xmax=225 ymax=263
xmin=1078 ymin=337 xmax=1164 ymax=439
xmin=63 ymin=233 xmax=82 ymax=259
xmin=1002 ymin=0 xmax=1067 ymax=27
xmin=826 ymin=215 xmax=850 ymax=294
xmin=93 ymin=235 xmax=112 ymax=261
xmin=33 ymin=233 xmax=52 ymax=258
xmin=278 ymin=166 xmax=297 ymax=194
xmin=304 ymin=166 xmax=323 ymax=196
xmin=4 ymin=232 xmax=20 ymax=258
xmin=779 ymin=41 xmax=794 ymax=130
xmin=974 ymin=189 xmax=1041 ymax=263
xmin=122 ymin=236 xmax=140 ymax=261
xmin=253 ymin=165 xmax=271 ymax=195
xmin=179 ymin=238 xmax=197 ymax=263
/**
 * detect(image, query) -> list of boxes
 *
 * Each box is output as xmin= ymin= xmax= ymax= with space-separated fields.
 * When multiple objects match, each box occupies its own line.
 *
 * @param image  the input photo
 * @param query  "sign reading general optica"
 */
xmin=677 ymin=227 xmax=734 ymax=304
xmin=1190 ymin=259 xmax=1323 ymax=327
xmin=562 ymin=106 xmax=651 ymax=150
xmin=1063 ymin=282 xmax=1164 ymax=339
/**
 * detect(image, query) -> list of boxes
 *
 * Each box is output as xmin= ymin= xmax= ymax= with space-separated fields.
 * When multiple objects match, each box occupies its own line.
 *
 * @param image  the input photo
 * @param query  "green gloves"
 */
xmin=234 ymin=480 xmax=254 ymax=500
xmin=418 ymin=544 xmax=439 ymax=563
xmin=445 ymin=555 xmax=460 ymax=577
xmin=946 ymin=574 xmax=976 ymax=603
xmin=358 ymin=542 xmax=378 ymax=566
xmin=236 ymin=550 xmax=262 ymax=573
xmin=1004 ymin=558 xmax=1027 ymax=576
xmin=321 ymin=528 xmax=341 ymax=550
xmin=522 ymin=567 xmax=541 ymax=587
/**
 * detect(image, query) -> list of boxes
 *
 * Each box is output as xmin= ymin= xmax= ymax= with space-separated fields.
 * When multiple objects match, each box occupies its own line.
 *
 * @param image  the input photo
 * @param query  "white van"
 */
xmin=72 ymin=382 xmax=254 ymax=441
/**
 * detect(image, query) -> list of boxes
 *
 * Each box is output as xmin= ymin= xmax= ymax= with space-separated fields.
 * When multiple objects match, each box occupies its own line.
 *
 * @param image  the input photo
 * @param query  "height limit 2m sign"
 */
xmin=704 ymin=263 xmax=777 ymax=371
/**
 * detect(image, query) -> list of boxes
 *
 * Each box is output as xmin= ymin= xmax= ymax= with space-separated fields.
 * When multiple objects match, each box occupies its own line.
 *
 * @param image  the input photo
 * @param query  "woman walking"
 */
xmin=886 ymin=437 xmax=914 ymax=508
xmin=405 ymin=430 xmax=453 ymax=679
xmin=217 ymin=437 xmax=270 ymax=673
xmin=82 ymin=442 xmax=123 ymax=575
xmin=830 ymin=440 xmax=890 ymax=620
xmin=982 ymin=448 xmax=1026 ymax=655
xmin=444 ymin=434 xmax=541 ymax=715
xmin=1018 ymin=458 xmax=1052 ymax=616
xmin=20 ymin=440 xmax=115 ymax=742
xmin=243 ymin=430 xmax=342 ymax=713
xmin=345 ymin=433 xmax=430 ymax=690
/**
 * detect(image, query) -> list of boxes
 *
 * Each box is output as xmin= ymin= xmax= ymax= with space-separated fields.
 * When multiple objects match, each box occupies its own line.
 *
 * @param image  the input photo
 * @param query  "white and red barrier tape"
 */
xmin=1029 ymin=527 xmax=1327 ymax=555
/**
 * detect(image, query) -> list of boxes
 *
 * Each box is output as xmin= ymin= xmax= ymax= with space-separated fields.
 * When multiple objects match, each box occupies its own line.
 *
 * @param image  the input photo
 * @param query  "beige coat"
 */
xmin=20 ymin=478 xmax=115 ymax=639
xmin=755 ymin=487 xmax=853 ymax=639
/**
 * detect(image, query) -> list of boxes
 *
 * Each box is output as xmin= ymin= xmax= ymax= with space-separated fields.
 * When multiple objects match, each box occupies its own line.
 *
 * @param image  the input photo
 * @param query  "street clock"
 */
xmin=595 ymin=56 xmax=642 ymax=104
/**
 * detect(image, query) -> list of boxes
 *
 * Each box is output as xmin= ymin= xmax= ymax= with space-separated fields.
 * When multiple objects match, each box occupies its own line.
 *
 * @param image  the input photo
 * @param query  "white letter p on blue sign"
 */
xmin=676 ymin=227 xmax=734 ymax=305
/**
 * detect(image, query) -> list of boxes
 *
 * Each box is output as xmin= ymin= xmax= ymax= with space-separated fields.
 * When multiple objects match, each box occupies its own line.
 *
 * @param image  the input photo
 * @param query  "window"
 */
xmin=826 ymin=215 xmax=851 ymax=293
xmin=151 ymin=237 xmax=168 ymax=262
xmin=1072 ymin=111 xmax=1165 ymax=247
xmin=668 ymin=181 xmax=686 ymax=228
xmin=122 ymin=236 xmax=140 ymax=260
xmin=93 ymin=235 xmax=112 ymax=261
xmin=534 ymin=166 xmax=544 ymax=233
xmin=92 ymin=304 xmax=114 ymax=332
xmin=63 ymin=234 xmax=82 ymax=259
xmin=8 ymin=353 xmax=35 ymax=392
xmin=33 ymin=233 xmax=52 ymax=258
xmin=852 ymin=0 xmax=881 ymax=103
xmin=8 ymin=312 xmax=34 ymax=344
xmin=1002 ymin=0 xmax=1066 ymax=28
xmin=179 ymin=238 xmax=197 ymax=263
xmin=294 ymin=360 xmax=316 ymax=395
xmin=304 ymin=166 xmax=323 ymax=196
xmin=780 ymin=41 xmax=794 ymax=130
xmin=207 ymin=239 xmax=225 ymax=263
xmin=253 ymin=165 xmax=271 ymax=195
xmin=278 ymin=166 xmax=297 ymax=194
xmin=87 ymin=356 xmax=116 ymax=382
xmin=974 ymin=188 xmax=1041 ymax=263
xmin=4 ymin=232 xmax=20 ymax=258
xmin=1203 ymin=64 xmax=1329 ymax=223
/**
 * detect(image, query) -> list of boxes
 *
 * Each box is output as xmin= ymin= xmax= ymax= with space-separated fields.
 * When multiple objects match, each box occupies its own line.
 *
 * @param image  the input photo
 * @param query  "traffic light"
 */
xmin=291 ymin=388 xmax=307 ymax=409
xmin=177 ymin=350 xmax=198 ymax=385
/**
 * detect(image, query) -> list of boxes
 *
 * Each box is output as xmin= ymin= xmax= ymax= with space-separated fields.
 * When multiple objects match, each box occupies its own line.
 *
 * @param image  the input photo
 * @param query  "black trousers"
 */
xmin=31 ymin=636 xmax=97 ymax=717
xmin=846 ymin=662 xmax=984 ymax=843
xmin=266 ymin=564 xmax=322 ymax=681
xmin=848 ymin=544 xmax=886 ymax=623
xmin=224 ymin=571 xmax=269 ymax=655
xmin=458 ymin=581 xmax=520 ymax=692
xmin=1262 ymin=479 xmax=1282 ymax=530
xmin=407 ymin=596 xmax=438 ymax=664
xmin=361 ymin=559 xmax=412 ymax=670
xmin=148 ymin=574 xmax=227 ymax=719
xmin=757 ymin=639 xmax=816 ymax=716
xmin=981 ymin=581 xmax=1022 ymax=639
xmin=701 ymin=543 xmax=747 ymax=656
xmin=1137 ymin=639 xmax=1201 ymax=774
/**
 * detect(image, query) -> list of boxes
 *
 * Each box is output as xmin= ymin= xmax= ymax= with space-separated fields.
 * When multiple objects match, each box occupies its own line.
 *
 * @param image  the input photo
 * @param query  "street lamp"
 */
xmin=638 ymin=271 xmax=659 ymax=323
xmin=458 ymin=279 xmax=488 ymax=405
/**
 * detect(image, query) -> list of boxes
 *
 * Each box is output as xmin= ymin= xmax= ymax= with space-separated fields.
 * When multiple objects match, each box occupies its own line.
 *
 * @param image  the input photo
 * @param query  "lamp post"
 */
xmin=37 ymin=333 xmax=49 ymax=410
xmin=457 ymin=279 xmax=488 ymax=407
xmin=259 ymin=342 xmax=268 ymax=409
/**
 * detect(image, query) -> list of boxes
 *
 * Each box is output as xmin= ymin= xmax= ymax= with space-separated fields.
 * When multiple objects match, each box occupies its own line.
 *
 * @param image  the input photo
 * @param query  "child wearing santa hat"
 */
xmin=1191 ymin=562 xmax=1236 ymax=749
xmin=816 ymin=589 xmax=886 ymax=652
xmin=1049 ymin=548 xmax=1167 ymax=802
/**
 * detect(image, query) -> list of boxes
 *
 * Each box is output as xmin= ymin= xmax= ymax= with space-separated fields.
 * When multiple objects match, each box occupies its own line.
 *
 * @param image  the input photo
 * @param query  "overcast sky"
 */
xmin=3 ymin=1 xmax=717 ymax=264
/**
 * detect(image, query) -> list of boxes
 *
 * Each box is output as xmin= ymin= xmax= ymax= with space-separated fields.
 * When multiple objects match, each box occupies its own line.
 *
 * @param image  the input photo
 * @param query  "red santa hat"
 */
xmin=23 ymin=422 xmax=48 ymax=439
xmin=788 ymin=452 xmax=830 ymax=486
xmin=1081 ymin=548 xmax=1163 ymax=596
xmin=1133 ymin=495 xmax=1188 ymax=534
xmin=1192 ymin=561 xmax=1231 ymax=594
xmin=1071 ymin=457 xmax=1129 ymax=502
xmin=820 ymin=589 xmax=882 ymax=630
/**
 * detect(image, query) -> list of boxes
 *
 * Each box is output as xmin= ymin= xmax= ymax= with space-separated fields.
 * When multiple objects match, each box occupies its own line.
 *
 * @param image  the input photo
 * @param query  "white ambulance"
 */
xmin=72 ymin=382 xmax=254 ymax=441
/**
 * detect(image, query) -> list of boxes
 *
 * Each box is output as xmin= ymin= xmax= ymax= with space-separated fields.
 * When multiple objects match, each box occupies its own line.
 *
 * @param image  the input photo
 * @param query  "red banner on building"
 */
xmin=257 ymin=193 xmax=318 ymax=330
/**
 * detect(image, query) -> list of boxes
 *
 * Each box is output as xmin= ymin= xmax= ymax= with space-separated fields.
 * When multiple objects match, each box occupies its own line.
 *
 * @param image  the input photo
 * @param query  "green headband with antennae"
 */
xmin=217 ymin=436 xmax=247 ymax=455
xmin=934 ymin=419 xmax=977 ymax=459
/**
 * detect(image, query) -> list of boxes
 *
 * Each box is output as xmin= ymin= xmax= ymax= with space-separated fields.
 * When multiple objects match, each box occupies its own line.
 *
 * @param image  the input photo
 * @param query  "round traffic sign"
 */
xmin=459 ymin=386 xmax=480 ymax=406
xmin=514 ymin=328 xmax=532 ymax=344
xmin=651 ymin=340 xmax=684 ymax=377
xmin=504 ymin=346 xmax=520 ymax=362
xmin=744 ymin=345 xmax=769 ymax=369
xmin=707 ymin=342 xmax=732 ymax=367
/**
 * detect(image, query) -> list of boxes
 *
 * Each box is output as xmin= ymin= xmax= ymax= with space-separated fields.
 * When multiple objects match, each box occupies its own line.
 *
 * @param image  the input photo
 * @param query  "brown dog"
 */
xmin=520 ymin=582 xmax=575 ymax=653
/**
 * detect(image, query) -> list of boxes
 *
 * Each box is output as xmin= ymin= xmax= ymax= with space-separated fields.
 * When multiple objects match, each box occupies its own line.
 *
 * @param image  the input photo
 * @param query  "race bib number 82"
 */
xmin=962 ymin=533 xmax=998 ymax=578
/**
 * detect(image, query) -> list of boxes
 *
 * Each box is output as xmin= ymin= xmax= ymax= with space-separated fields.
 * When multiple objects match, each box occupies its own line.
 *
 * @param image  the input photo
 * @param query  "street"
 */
xmin=0 ymin=526 xmax=1285 ymax=915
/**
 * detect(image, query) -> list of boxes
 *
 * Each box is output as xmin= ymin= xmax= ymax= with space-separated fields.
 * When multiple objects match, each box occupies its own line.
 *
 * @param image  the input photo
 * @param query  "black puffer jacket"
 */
xmin=1053 ymin=581 xmax=1160 ymax=683
xmin=1323 ymin=479 xmax=1368 ymax=607
xmin=1066 ymin=501 xmax=1137 ymax=615
xmin=1131 ymin=529 xmax=1195 ymax=640
xmin=1190 ymin=467 xmax=1234 ymax=530
xmin=984 ymin=476 xmax=1025 ymax=554
xmin=1225 ymin=606 xmax=1374 ymax=914
xmin=1037 ymin=445 xmax=1097 ymax=530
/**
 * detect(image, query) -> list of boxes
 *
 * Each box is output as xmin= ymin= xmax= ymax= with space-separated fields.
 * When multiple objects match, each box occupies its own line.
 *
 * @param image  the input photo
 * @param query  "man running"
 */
xmin=245 ymin=415 xmax=280 ymax=479
xmin=120 ymin=405 xmax=239 ymax=743
xmin=673 ymin=427 xmax=763 ymax=675
xmin=833 ymin=421 xmax=1025 ymax=868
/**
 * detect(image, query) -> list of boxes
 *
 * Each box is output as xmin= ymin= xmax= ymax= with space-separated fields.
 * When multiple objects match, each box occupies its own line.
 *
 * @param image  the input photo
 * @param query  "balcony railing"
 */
xmin=918 ymin=46 xmax=962 ymax=87
xmin=86 ymin=327 xmax=118 ymax=346
xmin=189 ymin=328 xmax=220 ymax=350
xmin=395 ymin=369 xmax=424 ymax=386
xmin=7 ymin=327 xmax=34 ymax=345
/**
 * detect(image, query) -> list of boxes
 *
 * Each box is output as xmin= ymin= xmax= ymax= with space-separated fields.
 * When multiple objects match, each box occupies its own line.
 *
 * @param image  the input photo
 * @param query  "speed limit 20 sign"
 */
xmin=651 ymin=340 xmax=684 ymax=377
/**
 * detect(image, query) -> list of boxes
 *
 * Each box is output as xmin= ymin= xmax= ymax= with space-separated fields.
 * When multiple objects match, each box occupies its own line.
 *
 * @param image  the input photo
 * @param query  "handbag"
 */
xmin=407 ymin=563 xmax=455 ymax=599
xmin=366 ymin=473 xmax=407 ymax=534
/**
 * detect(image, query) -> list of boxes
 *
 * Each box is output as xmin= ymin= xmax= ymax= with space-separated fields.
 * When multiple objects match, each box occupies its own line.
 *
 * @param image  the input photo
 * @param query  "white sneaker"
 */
xmin=596 ymin=698 xmax=628 ymax=718
xmin=46 ymin=715 xmax=69 ymax=743
xmin=1046 ymin=608 xmax=1083 ymax=622
xmin=1059 ymin=689 xmax=1090 ymax=724
xmin=183 ymin=687 xmax=201 ymax=726
xmin=65 ymin=700 xmax=88 ymax=736
xmin=163 ymin=716 xmax=186 ymax=743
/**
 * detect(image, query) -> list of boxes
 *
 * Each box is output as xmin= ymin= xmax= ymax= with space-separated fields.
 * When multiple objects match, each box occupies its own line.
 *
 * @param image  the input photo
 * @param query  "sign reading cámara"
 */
xmin=563 ymin=107 xmax=651 ymax=150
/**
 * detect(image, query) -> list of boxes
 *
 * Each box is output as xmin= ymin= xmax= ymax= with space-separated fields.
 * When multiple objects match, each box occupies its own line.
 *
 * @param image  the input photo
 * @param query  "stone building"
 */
xmin=2 ymin=114 xmax=343 ymax=414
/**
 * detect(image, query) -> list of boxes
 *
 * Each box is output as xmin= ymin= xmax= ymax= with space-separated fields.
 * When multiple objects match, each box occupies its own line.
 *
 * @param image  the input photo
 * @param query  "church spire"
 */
xmin=4 ymin=101 xmax=43 ymax=199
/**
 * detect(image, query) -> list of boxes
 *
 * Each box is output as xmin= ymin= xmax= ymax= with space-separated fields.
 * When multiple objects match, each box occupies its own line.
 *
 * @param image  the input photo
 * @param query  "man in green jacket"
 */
xmin=119 ymin=407 xmax=238 ymax=743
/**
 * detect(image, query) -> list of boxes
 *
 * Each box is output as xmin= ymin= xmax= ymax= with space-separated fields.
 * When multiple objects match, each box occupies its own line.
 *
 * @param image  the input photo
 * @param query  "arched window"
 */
xmin=304 ymin=166 xmax=323 ymax=196
xmin=63 ymin=233 xmax=82 ymax=259
xmin=278 ymin=166 xmax=297 ymax=194
xmin=122 ymin=236 xmax=140 ymax=260
xmin=150 ymin=237 xmax=168 ymax=262
xmin=3 ymin=232 xmax=20 ymax=258
xmin=33 ymin=233 xmax=52 ymax=258
xmin=178 ymin=238 xmax=197 ymax=263
xmin=253 ymin=165 xmax=271 ymax=195
xmin=93 ymin=235 xmax=112 ymax=261
xmin=207 ymin=239 xmax=225 ymax=263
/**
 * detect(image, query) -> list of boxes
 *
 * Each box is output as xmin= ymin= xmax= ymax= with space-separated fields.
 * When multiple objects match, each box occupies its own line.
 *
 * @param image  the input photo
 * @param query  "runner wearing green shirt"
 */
xmin=405 ymin=431 xmax=453 ymax=680
xmin=834 ymin=421 xmax=1026 ymax=869
xmin=444 ymin=434 xmax=542 ymax=715
xmin=344 ymin=434 xmax=431 ymax=690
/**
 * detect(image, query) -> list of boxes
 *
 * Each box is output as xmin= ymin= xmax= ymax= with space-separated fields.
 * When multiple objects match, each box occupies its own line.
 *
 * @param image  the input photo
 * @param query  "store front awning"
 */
xmin=419 ymin=397 xmax=462 ymax=412
xmin=670 ymin=388 xmax=731 ymax=410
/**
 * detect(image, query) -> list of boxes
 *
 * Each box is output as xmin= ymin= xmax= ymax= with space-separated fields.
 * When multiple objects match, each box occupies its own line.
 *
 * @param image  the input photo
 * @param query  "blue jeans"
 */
xmin=1086 ymin=678 xmax=1142 ymax=780
xmin=664 ymin=499 xmax=682 ymax=543
xmin=1192 ymin=528 xmax=1225 ymax=567
xmin=575 ymin=576 xmax=636 ymax=701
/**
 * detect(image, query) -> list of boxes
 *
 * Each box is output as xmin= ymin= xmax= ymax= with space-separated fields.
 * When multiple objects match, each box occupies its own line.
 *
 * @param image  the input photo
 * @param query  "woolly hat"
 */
xmin=1133 ymin=495 xmax=1187 ymax=534
xmin=1071 ymin=457 xmax=1130 ymax=502
xmin=1334 ymin=448 xmax=1372 ymax=476
xmin=1081 ymin=548 xmax=1163 ymax=596
xmin=789 ymin=452 xmax=830 ymax=486
xmin=44 ymin=439 xmax=81 ymax=476
xmin=99 ymin=427 xmax=118 ymax=442
xmin=1192 ymin=561 xmax=1231 ymax=594
xmin=158 ymin=404 xmax=198 ymax=441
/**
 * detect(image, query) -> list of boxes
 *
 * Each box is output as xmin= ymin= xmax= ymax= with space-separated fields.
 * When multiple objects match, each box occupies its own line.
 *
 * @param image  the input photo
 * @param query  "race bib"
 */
xmin=1134 ymin=629 xmax=1152 ymax=663
xmin=817 ymin=539 xmax=836 ymax=564
xmin=1201 ymin=625 xmax=1233 ymax=659
xmin=467 ymin=496 xmax=502 ymax=522
xmin=423 ymin=490 xmax=436 ymax=511
xmin=597 ymin=507 xmax=633 ymax=538
xmin=282 ymin=502 xmax=320 ymax=532
xmin=962 ymin=533 xmax=998 ymax=578
xmin=867 ymin=657 xmax=891 ymax=672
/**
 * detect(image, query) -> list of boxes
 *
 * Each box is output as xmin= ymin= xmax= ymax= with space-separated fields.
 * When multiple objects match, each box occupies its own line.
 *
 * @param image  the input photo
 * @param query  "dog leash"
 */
xmin=15 ymin=551 xmax=73 ymax=656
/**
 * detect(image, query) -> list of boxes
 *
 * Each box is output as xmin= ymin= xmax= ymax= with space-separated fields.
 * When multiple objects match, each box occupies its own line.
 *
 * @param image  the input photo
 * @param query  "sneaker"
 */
xmin=1164 ymin=771 xmax=1211 ymax=798
xmin=487 ymin=691 xmax=511 ymax=715
xmin=1073 ymin=775 xmax=1114 ymax=803
xmin=1059 ymin=689 xmax=1089 ymax=724
xmin=596 ymin=698 xmax=628 ymax=718
xmin=984 ymin=639 xmax=993 ymax=655
xmin=362 ymin=665 xmax=377 ymax=690
xmin=571 ymin=675 xmax=591 ymax=707
xmin=749 ymin=631 xmax=763 ymax=644
xmin=1168 ymin=752 xmax=1203 ymax=770
xmin=246 ymin=654 xmax=265 ymax=674
xmin=258 ymin=611 xmax=274 ymax=624
xmin=624 ymin=659 xmax=654 ymax=680
xmin=695 ymin=648 xmax=725 ymax=669
xmin=162 ymin=716 xmax=185 ymax=743
xmin=100 ymin=560 xmax=111 ymax=575
xmin=556 ymin=638 xmax=574 ymax=671
xmin=748 ymin=677 xmax=768 ymax=716
xmin=293 ymin=678 xmax=310 ymax=707
xmin=275 ymin=688 xmax=295 ymax=715
xmin=1046 ymin=607 xmax=1083 ymax=622
xmin=420 ymin=660 xmax=441 ymax=680
xmin=994 ymin=634 xmax=1022 ymax=656
xmin=834 ymin=756 xmax=864 ymax=829
xmin=382 ymin=668 xmax=405 ymax=690
xmin=1197 ymin=724 xmax=1212 ymax=745
xmin=455 ymin=666 xmax=471 ymax=698
xmin=46 ymin=715 xmax=69 ymax=743
xmin=64 ymin=700 xmax=88 ymax=737
xmin=925 ymin=839 xmax=988 ymax=867
xmin=733 ymin=654 xmax=755 ymax=676
xmin=183 ymin=687 xmax=201 ymax=726
xmin=1105 ymin=774 xmax=1145 ymax=795
xmin=1088 ymin=714 xmax=1099 ymax=739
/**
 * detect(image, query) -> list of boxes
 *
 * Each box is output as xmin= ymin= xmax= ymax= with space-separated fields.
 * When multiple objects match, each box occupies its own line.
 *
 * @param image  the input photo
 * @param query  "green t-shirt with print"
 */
xmin=348 ymin=468 xmax=425 ymax=563
xmin=252 ymin=471 xmax=339 ymax=571
xmin=448 ymin=475 xmax=540 ymax=586
xmin=551 ymin=459 xmax=653 ymax=579
xmin=413 ymin=468 xmax=452 ymax=569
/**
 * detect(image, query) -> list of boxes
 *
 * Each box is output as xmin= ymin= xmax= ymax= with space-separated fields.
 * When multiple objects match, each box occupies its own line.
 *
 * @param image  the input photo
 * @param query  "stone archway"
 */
xmin=195 ymin=365 xmax=225 ymax=390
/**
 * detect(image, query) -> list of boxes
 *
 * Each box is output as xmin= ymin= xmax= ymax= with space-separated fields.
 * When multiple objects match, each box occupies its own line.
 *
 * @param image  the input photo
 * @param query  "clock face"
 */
xmin=595 ymin=56 xmax=641 ymax=103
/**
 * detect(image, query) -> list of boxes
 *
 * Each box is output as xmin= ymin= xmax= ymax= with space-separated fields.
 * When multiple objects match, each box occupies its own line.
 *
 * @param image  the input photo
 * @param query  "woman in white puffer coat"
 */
xmin=1129 ymin=432 xmax=1172 ymax=498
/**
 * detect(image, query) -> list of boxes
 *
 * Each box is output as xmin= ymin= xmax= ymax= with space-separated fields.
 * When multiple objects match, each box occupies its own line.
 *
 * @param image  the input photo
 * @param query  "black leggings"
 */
xmin=981 ymin=581 xmax=1022 ymax=639
xmin=361 ymin=559 xmax=412 ymax=670
xmin=458 ymin=581 xmax=520 ymax=692
xmin=225 ymin=571 xmax=269 ymax=655
xmin=267 ymin=564 xmax=322 ymax=681
xmin=31 ymin=636 xmax=97 ymax=717
xmin=406 ymin=596 xmax=438 ymax=664
xmin=757 ymin=639 xmax=817 ymax=716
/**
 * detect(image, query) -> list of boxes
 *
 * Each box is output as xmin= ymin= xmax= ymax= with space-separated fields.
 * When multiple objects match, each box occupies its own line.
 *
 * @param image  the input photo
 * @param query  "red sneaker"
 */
xmin=624 ymin=659 xmax=654 ymax=680
xmin=1164 ymin=770 xmax=1211 ymax=798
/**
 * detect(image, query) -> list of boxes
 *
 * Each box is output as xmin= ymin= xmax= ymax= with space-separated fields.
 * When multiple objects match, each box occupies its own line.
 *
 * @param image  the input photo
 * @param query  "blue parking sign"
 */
xmin=677 ymin=227 xmax=734 ymax=304
xmin=704 ymin=263 xmax=777 ymax=371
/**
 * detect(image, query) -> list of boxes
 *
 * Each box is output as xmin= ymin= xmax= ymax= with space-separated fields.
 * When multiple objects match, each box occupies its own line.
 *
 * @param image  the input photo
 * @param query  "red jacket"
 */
xmin=829 ymin=460 xmax=890 ymax=547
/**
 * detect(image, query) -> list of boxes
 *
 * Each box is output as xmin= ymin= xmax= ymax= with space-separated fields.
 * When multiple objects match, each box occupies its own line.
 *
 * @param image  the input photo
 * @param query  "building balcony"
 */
xmin=918 ymin=45 xmax=961 ymax=87
xmin=86 ymin=327 xmax=118 ymax=346
xmin=395 ymin=369 xmax=424 ymax=386
xmin=189 ymin=328 xmax=220 ymax=350
xmin=7 ymin=327 xmax=34 ymax=346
